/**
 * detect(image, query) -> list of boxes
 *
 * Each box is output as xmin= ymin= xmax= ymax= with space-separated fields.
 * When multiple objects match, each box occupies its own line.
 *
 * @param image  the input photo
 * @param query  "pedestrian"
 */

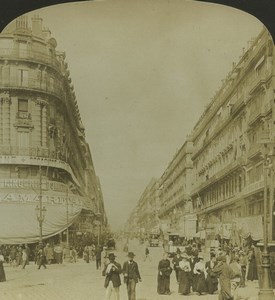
xmin=144 ymin=247 xmax=151 ymax=262
xmin=22 ymin=249 xmax=28 ymax=269
xmin=122 ymin=252 xmax=142 ymax=300
xmin=247 ymin=248 xmax=258 ymax=282
xmin=24 ymin=244 xmax=30 ymax=266
xmin=102 ymin=246 xmax=109 ymax=268
xmin=44 ymin=243 xmax=54 ymax=265
xmin=54 ymin=244 xmax=63 ymax=264
xmin=70 ymin=246 xmax=77 ymax=263
xmin=239 ymin=251 xmax=248 ymax=288
xmin=157 ymin=252 xmax=172 ymax=295
xmin=16 ymin=246 xmax=23 ymax=267
xmin=188 ymin=253 xmax=199 ymax=293
xmin=205 ymin=252 xmax=218 ymax=294
xmin=37 ymin=243 xmax=47 ymax=270
xmin=172 ymin=248 xmax=182 ymax=283
xmin=102 ymin=253 xmax=122 ymax=300
xmin=95 ymin=245 xmax=102 ymax=269
xmin=193 ymin=255 xmax=207 ymax=295
xmin=178 ymin=253 xmax=191 ymax=295
xmin=213 ymin=255 xmax=233 ymax=300
xmin=230 ymin=256 xmax=242 ymax=300
xmin=0 ymin=250 xmax=6 ymax=282
xmin=83 ymin=245 xmax=90 ymax=263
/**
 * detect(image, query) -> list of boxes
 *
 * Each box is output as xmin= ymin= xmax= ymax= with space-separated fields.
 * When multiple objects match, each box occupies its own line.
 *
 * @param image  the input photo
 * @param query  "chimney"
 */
xmin=16 ymin=15 xmax=28 ymax=30
xmin=31 ymin=15 xmax=43 ymax=37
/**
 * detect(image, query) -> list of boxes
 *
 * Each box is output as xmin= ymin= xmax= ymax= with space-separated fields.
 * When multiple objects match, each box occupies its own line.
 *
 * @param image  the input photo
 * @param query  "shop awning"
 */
xmin=235 ymin=215 xmax=263 ymax=241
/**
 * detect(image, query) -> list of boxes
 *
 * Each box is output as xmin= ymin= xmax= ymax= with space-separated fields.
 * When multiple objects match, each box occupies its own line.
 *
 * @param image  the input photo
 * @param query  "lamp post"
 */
xmin=66 ymin=185 xmax=69 ymax=247
xmin=95 ymin=212 xmax=102 ymax=246
xmin=35 ymin=166 xmax=47 ymax=242
xmin=258 ymin=151 xmax=274 ymax=300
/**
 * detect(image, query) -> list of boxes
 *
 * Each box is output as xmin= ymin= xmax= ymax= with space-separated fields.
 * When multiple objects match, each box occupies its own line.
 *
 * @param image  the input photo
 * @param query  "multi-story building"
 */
xmin=126 ymin=28 xmax=275 ymax=248
xmin=124 ymin=178 xmax=159 ymax=238
xmin=158 ymin=139 xmax=196 ymax=238
xmin=0 ymin=15 xmax=106 ymax=244
xmin=190 ymin=27 xmax=274 ymax=246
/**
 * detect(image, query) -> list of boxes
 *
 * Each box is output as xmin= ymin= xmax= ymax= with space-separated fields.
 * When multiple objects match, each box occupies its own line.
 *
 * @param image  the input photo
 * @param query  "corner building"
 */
xmin=190 ymin=28 xmax=274 ymax=246
xmin=0 ymin=16 xmax=105 ymax=244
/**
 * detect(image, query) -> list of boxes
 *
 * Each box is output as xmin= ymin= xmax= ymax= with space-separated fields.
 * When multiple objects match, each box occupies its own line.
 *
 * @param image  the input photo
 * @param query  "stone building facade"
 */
xmin=190 ymin=28 xmax=274 ymax=246
xmin=126 ymin=28 xmax=275 ymax=246
xmin=0 ymin=15 xmax=106 ymax=244
xmin=158 ymin=139 xmax=195 ymax=238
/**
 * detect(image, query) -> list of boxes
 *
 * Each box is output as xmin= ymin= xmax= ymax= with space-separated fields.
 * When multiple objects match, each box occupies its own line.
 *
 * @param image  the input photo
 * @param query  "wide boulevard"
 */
xmin=0 ymin=239 xmax=260 ymax=300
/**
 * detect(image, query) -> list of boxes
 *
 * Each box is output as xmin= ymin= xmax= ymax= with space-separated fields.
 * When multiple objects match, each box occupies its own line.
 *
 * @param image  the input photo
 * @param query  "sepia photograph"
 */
xmin=0 ymin=0 xmax=274 ymax=299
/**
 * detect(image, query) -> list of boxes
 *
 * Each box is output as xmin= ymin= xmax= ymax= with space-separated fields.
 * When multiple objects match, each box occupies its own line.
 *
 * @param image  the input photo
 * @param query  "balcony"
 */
xmin=0 ymin=48 xmax=61 ymax=70
xmin=247 ymin=142 xmax=262 ymax=161
xmin=0 ymin=146 xmax=64 ymax=159
xmin=249 ymin=69 xmax=272 ymax=95
xmin=0 ymin=76 xmax=65 ymax=100
xmin=231 ymin=95 xmax=245 ymax=116
xmin=243 ymin=180 xmax=264 ymax=196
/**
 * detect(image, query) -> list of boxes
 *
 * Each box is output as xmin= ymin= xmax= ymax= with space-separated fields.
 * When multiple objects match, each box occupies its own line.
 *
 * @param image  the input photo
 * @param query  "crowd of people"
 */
xmin=0 ymin=237 xmax=261 ymax=300
xmin=156 ymin=242 xmax=259 ymax=299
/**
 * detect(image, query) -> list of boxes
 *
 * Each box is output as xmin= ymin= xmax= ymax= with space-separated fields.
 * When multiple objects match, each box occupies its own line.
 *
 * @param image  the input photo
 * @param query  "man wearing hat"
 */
xmin=172 ymin=248 xmax=182 ymax=283
xmin=122 ymin=252 xmax=141 ymax=300
xmin=102 ymin=253 xmax=122 ymax=300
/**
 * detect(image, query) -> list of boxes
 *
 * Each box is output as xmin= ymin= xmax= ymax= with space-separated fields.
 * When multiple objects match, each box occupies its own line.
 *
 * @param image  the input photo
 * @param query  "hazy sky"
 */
xmin=21 ymin=0 xmax=263 ymax=230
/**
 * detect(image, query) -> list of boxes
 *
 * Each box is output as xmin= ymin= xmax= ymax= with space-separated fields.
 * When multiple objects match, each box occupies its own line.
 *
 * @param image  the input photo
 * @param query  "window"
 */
xmin=18 ymin=69 xmax=28 ymax=86
xmin=18 ymin=131 xmax=29 ymax=148
xmin=18 ymin=99 xmax=28 ymax=119
xmin=0 ymin=39 xmax=13 ymax=55
xmin=18 ymin=42 xmax=27 ymax=58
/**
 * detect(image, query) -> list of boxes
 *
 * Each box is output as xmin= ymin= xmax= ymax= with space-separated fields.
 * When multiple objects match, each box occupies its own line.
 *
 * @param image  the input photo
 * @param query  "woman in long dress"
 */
xmin=247 ymin=248 xmax=258 ymax=281
xmin=205 ymin=253 xmax=218 ymax=294
xmin=157 ymin=252 xmax=172 ymax=295
xmin=178 ymin=254 xmax=191 ymax=295
xmin=0 ymin=250 xmax=6 ymax=282
xmin=193 ymin=255 xmax=207 ymax=295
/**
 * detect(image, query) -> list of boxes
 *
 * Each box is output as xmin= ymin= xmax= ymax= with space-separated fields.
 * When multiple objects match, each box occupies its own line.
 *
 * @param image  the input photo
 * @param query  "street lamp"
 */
xmin=35 ymin=166 xmax=47 ymax=242
xmin=95 ymin=212 xmax=102 ymax=246
xmin=258 ymin=145 xmax=274 ymax=300
xmin=66 ymin=185 xmax=69 ymax=247
xmin=35 ymin=205 xmax=47 ymax=242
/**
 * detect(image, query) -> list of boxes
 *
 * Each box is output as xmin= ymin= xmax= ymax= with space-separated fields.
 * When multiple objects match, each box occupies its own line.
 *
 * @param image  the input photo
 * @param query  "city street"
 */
xmin=0 ymin=239 xmax=261 ymax=300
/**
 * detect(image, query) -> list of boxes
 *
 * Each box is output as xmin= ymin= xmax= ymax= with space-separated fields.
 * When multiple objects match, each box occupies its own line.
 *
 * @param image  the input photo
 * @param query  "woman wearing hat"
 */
xmin=178 ymin=253 xmax=191 ymax=295
xmin=0 ymin=250 xmax=6 ymax=282
xmin=157 ymin=252 xmax=172 ymax=295
xmin=205 ymin=252 xmax=218 ymax=294
xmin=193 ymin=255 xmax=207 ymax=295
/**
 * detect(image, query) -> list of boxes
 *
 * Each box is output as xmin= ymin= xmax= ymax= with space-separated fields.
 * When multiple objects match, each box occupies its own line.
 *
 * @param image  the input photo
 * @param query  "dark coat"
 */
xmin=122 ymin=261 xmax=141 ymax=283
xmin=205 ymin=260 xmax=218 ymax=294
xmin=157 ymin=259 xmax=172 ymax=295
xmin=102 ymin=261 xmax=122 ymax=288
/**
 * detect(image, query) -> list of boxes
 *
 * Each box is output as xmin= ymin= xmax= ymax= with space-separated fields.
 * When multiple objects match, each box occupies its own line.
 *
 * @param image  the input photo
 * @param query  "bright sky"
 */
xmin=22 ymin=0 xmax=263 ymax=230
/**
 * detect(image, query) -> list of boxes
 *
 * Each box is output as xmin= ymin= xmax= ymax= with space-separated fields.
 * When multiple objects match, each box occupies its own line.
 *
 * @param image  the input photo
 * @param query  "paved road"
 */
xmin=0 ymin=239 xmax=263 ymax=300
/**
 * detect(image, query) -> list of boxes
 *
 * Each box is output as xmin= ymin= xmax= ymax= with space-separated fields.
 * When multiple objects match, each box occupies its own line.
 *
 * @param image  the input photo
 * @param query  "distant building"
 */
xmin=124 ymin=178 xmax=159 ymax=238
xmin=158 ymin=139 xmax=195 ymax=238
xmin=0 ymin=15 xmax=106 ymax=244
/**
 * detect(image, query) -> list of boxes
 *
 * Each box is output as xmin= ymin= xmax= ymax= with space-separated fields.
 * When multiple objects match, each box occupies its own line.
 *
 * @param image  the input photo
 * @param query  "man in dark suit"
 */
xmin=122 ymin=252 xmax=142 ymax=300
xmin=102 ymin=253 xmax=122 ymax=300
xmin=189 ymin=253 xmax=199 ymax=292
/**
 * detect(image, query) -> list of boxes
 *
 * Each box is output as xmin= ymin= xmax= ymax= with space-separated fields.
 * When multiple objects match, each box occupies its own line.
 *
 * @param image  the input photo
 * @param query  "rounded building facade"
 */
xmin=0 ymin=15 xmax=101 ymax=244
